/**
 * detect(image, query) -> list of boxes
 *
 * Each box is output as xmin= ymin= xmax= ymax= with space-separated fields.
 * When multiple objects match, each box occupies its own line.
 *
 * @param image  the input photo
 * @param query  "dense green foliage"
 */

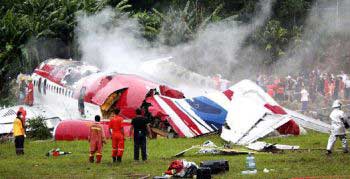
xmin=0 ymin=133 xmax=350 ymax=178
xmin=26 ymin=116 xmax=52 ymax=140
xmin=2 ymin=0 xmax=349 ymax=104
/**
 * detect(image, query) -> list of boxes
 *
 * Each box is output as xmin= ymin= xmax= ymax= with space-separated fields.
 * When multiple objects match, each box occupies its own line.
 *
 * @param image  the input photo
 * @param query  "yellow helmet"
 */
xmin=27 ymin=77 xmax=33 ymax=81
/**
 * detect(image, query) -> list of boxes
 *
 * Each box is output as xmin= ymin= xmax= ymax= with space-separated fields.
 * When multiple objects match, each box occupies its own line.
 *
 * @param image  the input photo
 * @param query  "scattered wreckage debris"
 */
xmin=247 ymin=141 xmax=300 ymax=153
xmin=46 ymin=148 xmax=71 ymax=157
xmin=173 ymin=140 xmax=249 ymax=157
xmin=199 ymin=160 xmax=229 ymax=174
xmin=246 ymin=141 xmax=347 ymax=153
xmin=156 ymin=159 xmax=229 ymax=178
xmin=163 ymin=159 xmax=198 ymax=178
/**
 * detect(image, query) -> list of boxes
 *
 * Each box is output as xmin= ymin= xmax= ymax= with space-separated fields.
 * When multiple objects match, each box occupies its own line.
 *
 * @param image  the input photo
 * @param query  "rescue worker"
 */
xmin=13 ymin=111 xmax=25 ymax=155
xmin=18 ymin=75 xmax=26 ymax=105
xmin=326 ymin=100 xmax=350 ymax=154
xmin=109 ymin=108 xmax=125 ymax=163
xmin=88 ymin=115 xmax=106 ymax=163
xmin=130 ymin=109 xmax=152 ymax=161
xmin=24 ymin=78 xmax=34 ymax=106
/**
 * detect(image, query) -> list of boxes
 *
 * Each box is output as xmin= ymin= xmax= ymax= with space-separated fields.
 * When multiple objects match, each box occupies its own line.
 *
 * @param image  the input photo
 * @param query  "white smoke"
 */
xmin=276 ymin=0 xmax=350 ymax=75
xmin=76 ymin=8 xmax=154 ymax=73
xmin=76 ymin=0 xmax=274 ymax=86
xmin=170 ymin=0 xmax=273 ymax=80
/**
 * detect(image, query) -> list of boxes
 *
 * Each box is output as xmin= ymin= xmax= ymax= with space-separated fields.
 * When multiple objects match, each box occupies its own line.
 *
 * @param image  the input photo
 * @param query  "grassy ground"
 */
xmin=0 ymin=132 xmax=350 ymax=179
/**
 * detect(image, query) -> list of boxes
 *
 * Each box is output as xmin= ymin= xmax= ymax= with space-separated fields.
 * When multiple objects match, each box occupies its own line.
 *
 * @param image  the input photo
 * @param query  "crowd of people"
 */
xmin=256 ymin=69 xmax=350 ymax=113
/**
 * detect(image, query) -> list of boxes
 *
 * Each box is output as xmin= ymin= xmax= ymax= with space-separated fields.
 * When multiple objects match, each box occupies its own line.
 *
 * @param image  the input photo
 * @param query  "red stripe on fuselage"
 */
xmin=160 ymin=97 xmax=202 ymax=136
xmin=153 ymin=97 xmax=185 ymax=137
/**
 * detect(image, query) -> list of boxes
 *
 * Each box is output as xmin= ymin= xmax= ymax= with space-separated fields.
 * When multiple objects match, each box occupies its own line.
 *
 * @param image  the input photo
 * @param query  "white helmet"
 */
xmin=332 ymin=100 xmax=342 ymax=108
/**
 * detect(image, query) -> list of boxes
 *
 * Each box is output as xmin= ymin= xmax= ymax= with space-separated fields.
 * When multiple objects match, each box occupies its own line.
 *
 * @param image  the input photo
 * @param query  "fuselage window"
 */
xmin=38 ymin=78 xmax=42 ymax=93
xmin=78 ymin=87 xmax=86 ymax=116
xmin=43 ymin=79 xmax=47 ymax=94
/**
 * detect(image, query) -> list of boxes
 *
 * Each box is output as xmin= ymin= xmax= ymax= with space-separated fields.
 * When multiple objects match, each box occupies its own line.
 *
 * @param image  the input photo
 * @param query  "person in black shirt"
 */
xmin=130 ymin=109 xmax=151 ymax=161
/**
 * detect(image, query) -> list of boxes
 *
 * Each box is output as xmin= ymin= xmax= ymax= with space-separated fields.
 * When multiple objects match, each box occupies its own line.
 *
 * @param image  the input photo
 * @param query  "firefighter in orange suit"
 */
xmin=88 ymin=115 xmax=106 ymax=163
xmin=109 ymin=108 xmax=125 ymax=163
xmin=24 ymin=78 xmax=34 ymax=106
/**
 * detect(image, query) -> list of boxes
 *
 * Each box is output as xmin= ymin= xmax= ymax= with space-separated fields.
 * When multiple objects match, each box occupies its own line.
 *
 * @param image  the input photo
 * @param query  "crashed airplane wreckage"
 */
xmin=0 ymin=59 xmax=330 ymax=145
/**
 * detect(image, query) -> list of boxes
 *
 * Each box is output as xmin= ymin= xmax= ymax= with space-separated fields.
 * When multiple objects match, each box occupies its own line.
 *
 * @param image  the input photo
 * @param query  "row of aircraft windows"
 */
xmin=33 ymin=78 xmax=74 ymax=98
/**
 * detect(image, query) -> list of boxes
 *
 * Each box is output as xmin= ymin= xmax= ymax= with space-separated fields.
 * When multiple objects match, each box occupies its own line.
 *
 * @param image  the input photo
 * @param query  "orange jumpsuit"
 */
xmin=109 ymin=115 xmax=124 ymax=157
xmin=24 ymin=82 xmax=34 ymax=106
xmin=89 ymin=122 xmax=106 ymax=163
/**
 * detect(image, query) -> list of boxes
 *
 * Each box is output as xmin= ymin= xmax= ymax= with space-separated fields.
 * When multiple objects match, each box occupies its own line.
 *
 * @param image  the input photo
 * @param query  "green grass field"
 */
xmin=1 ymin=132 xmax=350 ymax=179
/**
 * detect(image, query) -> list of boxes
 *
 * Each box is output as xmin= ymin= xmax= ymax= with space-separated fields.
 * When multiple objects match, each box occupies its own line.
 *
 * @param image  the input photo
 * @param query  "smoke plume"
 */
xmin=76 ymin=0 xmax=274 ymax=82
xmin=276 ymin=0 xmax=350 ymax=75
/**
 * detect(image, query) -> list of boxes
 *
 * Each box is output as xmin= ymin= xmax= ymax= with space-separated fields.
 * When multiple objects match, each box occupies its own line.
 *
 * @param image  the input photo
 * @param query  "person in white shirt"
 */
xmin=300 ymin=88 xmax=309 ymax=113
xmin=326 ymin=100 xmax=349 ymax=155
xmin=345 ymin=79 xmax=350 ymax=100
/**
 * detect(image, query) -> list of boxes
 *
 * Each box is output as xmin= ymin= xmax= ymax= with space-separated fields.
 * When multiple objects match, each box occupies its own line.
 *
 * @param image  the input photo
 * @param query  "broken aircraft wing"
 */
xmin=220 ymin=92 xmax=292 ymax=145
xmin=220 ymin=79 xmax=330 ymax=145
xmin=284 ymin=108 xmax=331 ymax=133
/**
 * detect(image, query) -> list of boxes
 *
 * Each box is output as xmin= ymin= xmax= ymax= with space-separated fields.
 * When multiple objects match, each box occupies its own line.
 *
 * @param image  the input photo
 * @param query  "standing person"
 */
xmin=324 ymin=75 xmax=330 ymax=106
xmin=326 ymin=100 xmax=349 ymax=154
xmin=17 ymin=107 xmax=27 ymax=125
xmin=24 ymin=78 xmax=34 ymax=106
xmin=300 ymin=87 xmax=309 ymax=114
xmin=345 ymin=78 xmax=350 ymax=100
xmin=329 ymin=75 xmax=335 ymax=99
xmin=17 ymin=75 xmax=26 ymax=105
xmin=109 ymin=109 xmax=125 ymax=163
xmin=13 ymin=111 xmax=25 ymax=155
xmin=130 ymin=109 xmax=152 ymax=161
xmin=88 ymin=115 xmax=106 ymax=163
xmin=334 ymin=77 xmax=341 ymax=100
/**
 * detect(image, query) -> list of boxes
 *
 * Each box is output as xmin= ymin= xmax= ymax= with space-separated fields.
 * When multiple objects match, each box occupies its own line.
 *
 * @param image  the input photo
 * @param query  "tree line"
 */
xmin=2 ymin=0 xmax=345 ymax=105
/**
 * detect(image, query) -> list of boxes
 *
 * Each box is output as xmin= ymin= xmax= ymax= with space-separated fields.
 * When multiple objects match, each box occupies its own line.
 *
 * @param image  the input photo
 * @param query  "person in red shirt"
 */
xmin=24 ymin=78 xmax=34 ymax=106
xmin=88 ymin=115 xmax=106 ymax=163
xmin=324 ymin=76 xmax=330 ymax=106
xmin=17 ymin=107 xmax=27 ymax=125
xmin=109 ymin=108 xmax=125 ymax=163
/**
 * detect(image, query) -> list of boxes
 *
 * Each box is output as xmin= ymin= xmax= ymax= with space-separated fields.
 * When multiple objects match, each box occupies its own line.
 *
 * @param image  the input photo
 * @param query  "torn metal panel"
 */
xmin=151 ymin=91 xmax=230 ymax=138
xmin=247 ymin=141 xmax=300 ymax=152
xmin=284 ymin=108 xmax=331 ymax=133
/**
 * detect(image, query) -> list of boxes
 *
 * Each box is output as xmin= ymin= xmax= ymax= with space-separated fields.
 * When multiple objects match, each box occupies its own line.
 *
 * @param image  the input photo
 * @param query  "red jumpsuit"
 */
xmin=109 ymin=115 xmax=125 ymax=158
xmin=24 ymin=82 xmax=34 ymax=106
xmin=18 ymin=107 xmax=27 ymax=124
xmin=89 ymin=122 xmax=106 ymax=163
